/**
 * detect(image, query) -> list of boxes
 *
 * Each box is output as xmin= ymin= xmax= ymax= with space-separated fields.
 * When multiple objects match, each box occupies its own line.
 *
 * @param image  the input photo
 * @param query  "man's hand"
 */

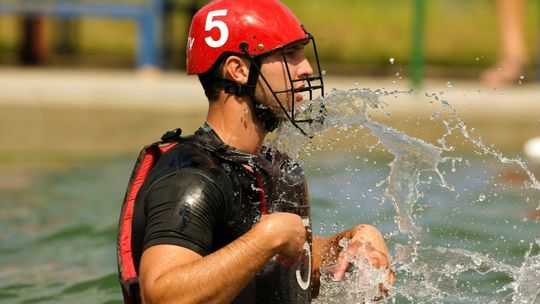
xmin=256 ymin=213 xmax=307 ymax=262
xmin=333 ymin=224 xmax=394 ymax=291
xmin=312 ymin=224 xmax=393 ymax=299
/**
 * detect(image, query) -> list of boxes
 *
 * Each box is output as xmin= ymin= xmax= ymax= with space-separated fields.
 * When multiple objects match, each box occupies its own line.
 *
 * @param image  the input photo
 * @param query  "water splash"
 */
xmin=429 ymin=92 xmax=540 ymax=196
xmin=372 ymin=121 xmax=444 ymax=236
xmin=273 ymin=89 xmax=447 ymax=236
xmin=511 ymin=240 xmax=540 ymax=304
xmin=269 ymin=88 xmax=540 ymax=303
xmin=392 ymin=240 xmax=540 ymax=303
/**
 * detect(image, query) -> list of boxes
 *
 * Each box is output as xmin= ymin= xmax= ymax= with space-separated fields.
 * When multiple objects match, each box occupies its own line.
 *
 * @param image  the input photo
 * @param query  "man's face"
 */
xmin=254 ymin=42 xmax=314 ymax=120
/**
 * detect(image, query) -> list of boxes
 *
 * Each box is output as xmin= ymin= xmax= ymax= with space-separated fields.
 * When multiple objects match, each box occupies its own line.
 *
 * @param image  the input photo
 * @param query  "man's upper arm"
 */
xmin=142 ymin=168 xmax=230 ymax=256
xmin=139 ymin=244 xmax=202 ymax=291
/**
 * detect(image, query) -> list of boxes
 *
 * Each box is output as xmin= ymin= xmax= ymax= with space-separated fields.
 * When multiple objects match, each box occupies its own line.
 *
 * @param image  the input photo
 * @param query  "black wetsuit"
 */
xmin=131 ymin=124 xmax=312 ymax=303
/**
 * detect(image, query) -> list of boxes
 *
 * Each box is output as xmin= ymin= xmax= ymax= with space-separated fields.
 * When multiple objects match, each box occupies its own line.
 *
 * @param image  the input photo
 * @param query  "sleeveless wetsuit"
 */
xmin=131 ymin=124 xmax=312 ymax=303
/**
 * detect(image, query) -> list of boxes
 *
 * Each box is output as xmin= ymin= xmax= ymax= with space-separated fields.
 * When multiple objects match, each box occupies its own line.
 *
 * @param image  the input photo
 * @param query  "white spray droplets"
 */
xmin=269 ymin=88 xmax=540 ymax=303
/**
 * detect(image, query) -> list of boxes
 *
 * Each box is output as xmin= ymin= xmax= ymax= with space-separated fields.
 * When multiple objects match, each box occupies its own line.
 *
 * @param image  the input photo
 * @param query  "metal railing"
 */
xmin=0 ymin=0 xmax=200 ymax=68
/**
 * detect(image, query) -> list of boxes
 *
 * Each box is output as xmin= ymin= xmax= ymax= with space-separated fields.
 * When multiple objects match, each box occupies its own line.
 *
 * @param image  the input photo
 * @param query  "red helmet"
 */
xmin=187 ymin=0 xmax=325 ymax=137
xmin=187 ymin=0 xmax=308 ymax=75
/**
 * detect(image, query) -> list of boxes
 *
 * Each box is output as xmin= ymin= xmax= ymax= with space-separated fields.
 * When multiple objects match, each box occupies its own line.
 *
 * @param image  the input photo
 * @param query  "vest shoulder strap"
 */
xmin=117 ymin=129 xmax=182 ymax=304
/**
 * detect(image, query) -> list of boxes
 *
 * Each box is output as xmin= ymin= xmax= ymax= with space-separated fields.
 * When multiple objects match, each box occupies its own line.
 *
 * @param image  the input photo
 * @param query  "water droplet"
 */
xmin=447 ymin=81 xmax=454 ymax=88
xmin=321 ymin=70 xmax=327 ymax=76
xmin=389 ymin=57 xmax=395 ymax=64
xmin=478 ymin=194 xmax=486 ymax=201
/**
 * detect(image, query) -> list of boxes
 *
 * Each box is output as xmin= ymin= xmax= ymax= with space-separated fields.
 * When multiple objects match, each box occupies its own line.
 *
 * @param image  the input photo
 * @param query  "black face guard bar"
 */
xmin=242 ymin=33 xmax=325 ymax=137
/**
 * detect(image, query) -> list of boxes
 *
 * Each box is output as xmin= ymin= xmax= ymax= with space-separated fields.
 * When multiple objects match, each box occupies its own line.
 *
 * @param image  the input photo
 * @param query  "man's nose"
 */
xmin=297 ymin=57 xmax=314 ymax=79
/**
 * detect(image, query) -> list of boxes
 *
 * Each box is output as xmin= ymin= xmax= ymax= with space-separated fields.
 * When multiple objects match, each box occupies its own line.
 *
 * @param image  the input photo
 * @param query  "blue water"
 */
xmin=0 ymin=159 xmax=126 ymax=304
xmin=0 ymin=152 xmax=538 ymax=303
xmin=308 ymin=152 xmax=539 ymax=303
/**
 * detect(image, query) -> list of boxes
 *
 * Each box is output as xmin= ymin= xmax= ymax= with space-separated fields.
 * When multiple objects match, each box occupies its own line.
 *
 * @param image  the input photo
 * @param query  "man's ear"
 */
xmin=223 ymin=55 xmax=250 ymax=84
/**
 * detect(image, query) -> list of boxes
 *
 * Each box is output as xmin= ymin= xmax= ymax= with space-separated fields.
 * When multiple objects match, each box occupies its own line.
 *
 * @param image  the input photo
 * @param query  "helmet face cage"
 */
xmin=246 ymin=33 xmax=325 ymax=137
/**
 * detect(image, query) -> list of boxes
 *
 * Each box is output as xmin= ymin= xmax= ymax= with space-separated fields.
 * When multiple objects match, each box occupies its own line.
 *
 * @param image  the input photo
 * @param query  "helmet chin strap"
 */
xmin=246 ymin=61 xmax=281 ymax=132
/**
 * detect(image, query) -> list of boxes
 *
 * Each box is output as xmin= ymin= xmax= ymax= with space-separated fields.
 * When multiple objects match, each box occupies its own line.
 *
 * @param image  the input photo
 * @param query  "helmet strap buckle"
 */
xmin=215 ymin=77 xmax=254 ymax=97
xmin=224 ymin=81 xmax=254 ymax=97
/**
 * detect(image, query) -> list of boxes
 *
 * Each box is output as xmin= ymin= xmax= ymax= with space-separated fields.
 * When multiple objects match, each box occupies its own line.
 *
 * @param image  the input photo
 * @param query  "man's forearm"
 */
xmin=140 ymin=212 xmax=306 ymax=303
xmin=141 ymin=226 xmax=280 ymax=304
xmin=311 ymin=235 xmax=341 ymax=298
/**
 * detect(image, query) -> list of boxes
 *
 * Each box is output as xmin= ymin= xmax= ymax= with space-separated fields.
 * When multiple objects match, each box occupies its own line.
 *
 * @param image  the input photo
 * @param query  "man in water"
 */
xmin=128 ymin=0 xmax=393 ymax=302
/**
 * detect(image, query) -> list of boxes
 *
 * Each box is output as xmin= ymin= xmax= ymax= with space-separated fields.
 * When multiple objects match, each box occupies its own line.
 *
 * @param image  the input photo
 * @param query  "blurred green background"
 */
xmin=289 ymin=0 xmax=538 ymax=76
xmin=0 ymin=0 xmax=538 ymax=78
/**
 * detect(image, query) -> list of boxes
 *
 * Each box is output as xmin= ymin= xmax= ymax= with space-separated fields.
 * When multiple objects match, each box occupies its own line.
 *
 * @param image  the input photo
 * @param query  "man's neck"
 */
xmin=206 ymin=95 xmax=267 ymax=154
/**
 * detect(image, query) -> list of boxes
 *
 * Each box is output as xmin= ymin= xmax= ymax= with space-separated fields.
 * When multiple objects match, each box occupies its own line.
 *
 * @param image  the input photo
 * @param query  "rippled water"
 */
xmin=0 ymin=160 xmax=125 ymax=304
xmin=1 ymin=89 xmax=539 ymax=303
xmin=273 ymin=88 xmax=540 ymax=303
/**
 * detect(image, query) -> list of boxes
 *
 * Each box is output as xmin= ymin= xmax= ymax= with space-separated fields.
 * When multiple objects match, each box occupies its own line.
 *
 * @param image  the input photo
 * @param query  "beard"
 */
xmin=254 ymin=89 xmax=294 ymax=121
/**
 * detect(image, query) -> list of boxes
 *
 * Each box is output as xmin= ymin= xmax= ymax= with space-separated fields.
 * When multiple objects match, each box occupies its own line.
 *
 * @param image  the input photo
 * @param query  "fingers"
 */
xmin=257 ymin=213 xmax=306 ymax=259
xmin=346 ymin=240 xmax=389 ymax=269
xmin=388 ymin=268 xmax=395 ymax=284
xmin=323 ymin=225 xmax=395 ymax=301
xmin=275 ymin=254 xmax=296 ymax=268
xmin=348 ymin=225 xmax=392 ymax=272
xmin=333 ymin=252 xmax=350 ymax=280
xmin=354 ymin=241 xmax=394 ymax=288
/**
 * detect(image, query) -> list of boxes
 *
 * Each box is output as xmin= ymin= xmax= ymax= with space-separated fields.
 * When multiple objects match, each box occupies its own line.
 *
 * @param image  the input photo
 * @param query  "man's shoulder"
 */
xmin=152 ymin=139 xmax=228 ymax=180
xmin=138 ymin=140 xmax=235 ymax=208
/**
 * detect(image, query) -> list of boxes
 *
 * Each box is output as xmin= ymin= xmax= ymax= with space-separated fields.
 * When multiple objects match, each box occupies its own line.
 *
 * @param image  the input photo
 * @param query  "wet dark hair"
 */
xmin=198 ymin=52 xmax=246 ymax=102
xmin=197 ymin=57 xmax=225 ymax=102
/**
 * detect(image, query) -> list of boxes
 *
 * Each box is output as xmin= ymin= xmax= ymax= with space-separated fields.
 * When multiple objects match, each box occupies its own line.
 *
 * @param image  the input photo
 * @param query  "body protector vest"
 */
xmin=117 ymin=126 xmax=312 ymax=304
